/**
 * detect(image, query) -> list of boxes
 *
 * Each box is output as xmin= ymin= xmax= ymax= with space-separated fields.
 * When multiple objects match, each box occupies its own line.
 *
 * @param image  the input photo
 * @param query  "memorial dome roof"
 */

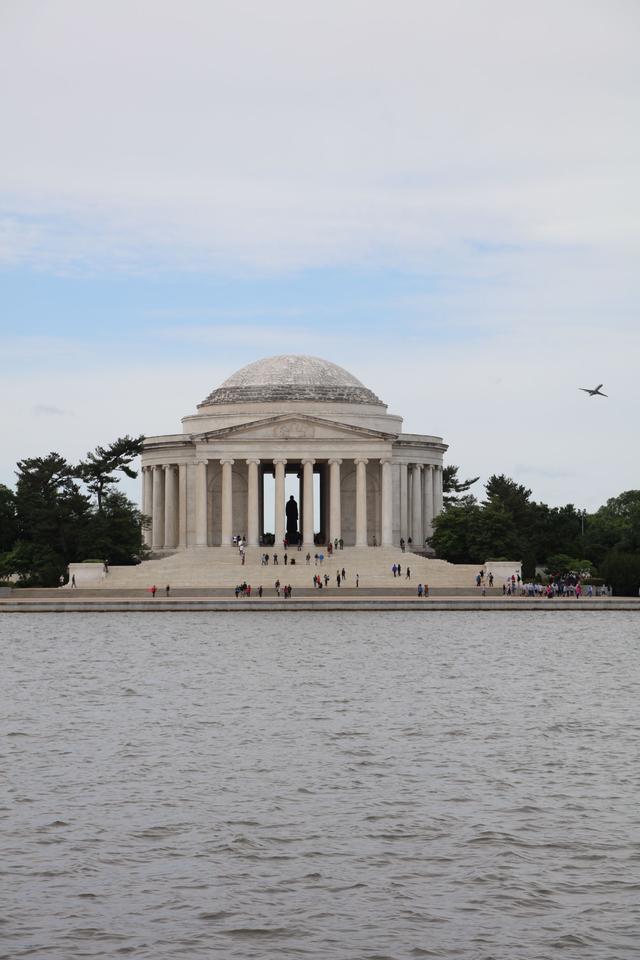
xmin=199 ymin=355 xmax=384 ymax=406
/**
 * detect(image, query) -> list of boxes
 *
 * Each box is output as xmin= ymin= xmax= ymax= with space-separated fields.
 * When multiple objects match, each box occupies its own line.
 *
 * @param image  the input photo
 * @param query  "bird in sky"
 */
xmin=579 ymin=384 xmax=608 ymax=397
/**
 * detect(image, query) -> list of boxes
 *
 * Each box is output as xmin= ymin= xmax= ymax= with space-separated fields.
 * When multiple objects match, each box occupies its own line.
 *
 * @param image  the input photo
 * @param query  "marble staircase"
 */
xmin=96 ymin=547 xmax=482 ymax=590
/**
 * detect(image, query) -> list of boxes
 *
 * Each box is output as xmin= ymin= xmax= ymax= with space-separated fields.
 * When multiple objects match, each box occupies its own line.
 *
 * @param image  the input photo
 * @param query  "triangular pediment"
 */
xmin=194 ymin=413 xmax=396 ymax=443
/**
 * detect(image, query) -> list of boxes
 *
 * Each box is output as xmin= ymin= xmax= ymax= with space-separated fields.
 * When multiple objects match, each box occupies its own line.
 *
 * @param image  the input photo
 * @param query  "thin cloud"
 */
xmin=31 ymin=404 xmax=71 ymax=417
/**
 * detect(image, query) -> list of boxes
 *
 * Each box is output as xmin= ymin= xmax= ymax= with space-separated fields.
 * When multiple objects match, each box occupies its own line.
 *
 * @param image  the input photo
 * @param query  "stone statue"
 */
xmin=285 ymin=494 xmax=299 ymax=545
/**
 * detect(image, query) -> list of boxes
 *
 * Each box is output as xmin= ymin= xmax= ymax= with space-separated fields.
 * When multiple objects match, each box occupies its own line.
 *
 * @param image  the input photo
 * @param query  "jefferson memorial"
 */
xmin=141 ymin=355 xmax=446 ymax=551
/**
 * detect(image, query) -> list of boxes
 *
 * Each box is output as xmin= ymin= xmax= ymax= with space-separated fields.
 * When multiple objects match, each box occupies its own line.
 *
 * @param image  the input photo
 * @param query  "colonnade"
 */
xmin=142 ymin=458 xmax=443 ymax=551
xmin=403 ymin=461 xmax=444 ymax=548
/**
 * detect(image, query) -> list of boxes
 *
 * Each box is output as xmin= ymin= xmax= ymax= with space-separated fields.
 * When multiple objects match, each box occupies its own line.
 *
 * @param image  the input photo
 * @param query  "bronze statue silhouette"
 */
xmin=285 ymin=494 xmax=299 ymax=545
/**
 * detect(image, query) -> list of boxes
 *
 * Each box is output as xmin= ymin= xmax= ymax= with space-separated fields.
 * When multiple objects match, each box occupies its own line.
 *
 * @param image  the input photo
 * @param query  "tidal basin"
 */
xmin=4 ymin=612 xmax=639 ymax=959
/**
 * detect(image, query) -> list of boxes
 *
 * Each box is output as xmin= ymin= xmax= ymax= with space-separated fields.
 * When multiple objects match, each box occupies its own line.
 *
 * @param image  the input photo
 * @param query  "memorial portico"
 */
xmin=141 ymin=355 xmax=447 ymax=550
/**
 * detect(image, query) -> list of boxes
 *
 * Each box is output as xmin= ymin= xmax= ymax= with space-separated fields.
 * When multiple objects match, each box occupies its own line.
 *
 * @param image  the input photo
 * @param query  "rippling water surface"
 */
xmin=2 ymin=612 xmax=640 ymax=959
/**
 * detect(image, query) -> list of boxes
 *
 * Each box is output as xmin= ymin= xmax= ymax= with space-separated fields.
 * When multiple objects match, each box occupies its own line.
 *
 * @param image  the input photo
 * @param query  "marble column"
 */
xmin=164 ymin=464 xmax=178 ymax=549
xmin=380 ymin=458 xmax=393 ymax=546
xmin=423 ymin=464 xmax=434 ymax=540
xmin=221 ymin=459 xmax=234 ymax=546
xmin=178 ymin=463 xmax=188 ymax=548
xmin=355 ymin=457 xmax=369 ymax=546
xmin=152 ymin=465 xmax=165 ymax=549
xmin=302 ymin=458 xmax=315 ymax=546
xmin=411 ymin=463 xmax=423 ymax=546
xmin=246 ymin=458 xmax=260 ymax=546
xmin=194 ymin=459 xmax=208 ymax=547
xmin=328 ymin=458 xmax=342 ymax=544
xmin=142 ymin=466 xmax=153 ymax=548
xmin=399 ymin=462 xmax=408 ymax=543
xmin=434 ymin=465 xmax=444 ymax=516
xmin=274 ymin=459 xmax=287 ymax=545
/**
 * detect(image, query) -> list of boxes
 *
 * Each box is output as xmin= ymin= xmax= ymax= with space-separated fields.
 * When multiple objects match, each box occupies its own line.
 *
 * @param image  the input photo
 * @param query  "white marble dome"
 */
xmin=200 ymin=354 xmax=384 ymax=406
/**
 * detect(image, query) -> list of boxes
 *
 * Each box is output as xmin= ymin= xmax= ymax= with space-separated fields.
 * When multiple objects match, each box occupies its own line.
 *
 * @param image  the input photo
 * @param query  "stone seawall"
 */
xmin=1 ymin=597 xmax=638 ymax=613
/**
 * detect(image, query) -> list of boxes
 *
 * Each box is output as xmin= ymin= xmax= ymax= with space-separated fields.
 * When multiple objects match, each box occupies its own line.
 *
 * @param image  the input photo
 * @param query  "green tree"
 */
xmin=599 ymin=551 xmax=640 ymax=597
xmin=78 ymin=435 xmax=144 ymax=512
xmin=584 ymin=491 xmax=640 ymax=564
xmin=443 ymin=465 xmax=480 ymax=505
xmin=11 ymin=453 xmax=91 ymax=585
xmin=471 ymin=502 xmax=523 ymax=562
xmin=430 ymin=495 xmax=480 ymax=562
xmin=79 ymin=491 xmax=147 ymax=565
xmin=0 ymin=484 xmax=17 ymax=552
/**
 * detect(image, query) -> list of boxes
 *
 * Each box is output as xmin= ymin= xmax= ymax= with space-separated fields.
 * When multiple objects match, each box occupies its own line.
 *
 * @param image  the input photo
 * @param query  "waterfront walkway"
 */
xmin=1 ymin=590 xmax=638 ymax=613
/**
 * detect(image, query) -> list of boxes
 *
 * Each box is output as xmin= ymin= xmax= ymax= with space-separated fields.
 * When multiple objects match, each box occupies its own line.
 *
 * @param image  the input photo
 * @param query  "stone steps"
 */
xmin=84 ymin=547 xmax=484 ymax=589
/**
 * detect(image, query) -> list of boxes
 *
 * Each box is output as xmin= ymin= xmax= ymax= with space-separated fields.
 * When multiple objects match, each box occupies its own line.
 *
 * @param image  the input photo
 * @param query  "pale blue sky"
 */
xmin=1 ymin=1 xmax=638 ymax=510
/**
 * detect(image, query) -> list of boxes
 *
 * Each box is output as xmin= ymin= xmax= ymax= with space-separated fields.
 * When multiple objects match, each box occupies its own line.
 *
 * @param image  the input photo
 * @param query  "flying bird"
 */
xmin=579 ymin=384 xmax=608 ymax=397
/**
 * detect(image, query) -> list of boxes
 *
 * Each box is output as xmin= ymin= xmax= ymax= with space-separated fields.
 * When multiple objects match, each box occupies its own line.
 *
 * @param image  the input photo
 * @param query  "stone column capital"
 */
xmin=220 ymin=458 xmax=235 ymax=466
xmin=273 ymin=458 xmax=287 ymax=466
xmin=246 ymin=458 xmax=261 ymax=466
xmin=413 ymin=462 xmax=423 ymax=472
xmin=354 ymin=457 xmax=369 ymax=466
xmin=163 ymin=462 xmax=177 ymax=471
xmin=301 ymin=458 xmax=316 ymax=466
xmin=380 ymin=457 xmax=393 ymax=466
xmin=194 ymin=458 xmax=209 ymax=467
xmin=328 ymin=457 xmax=343 ymax=466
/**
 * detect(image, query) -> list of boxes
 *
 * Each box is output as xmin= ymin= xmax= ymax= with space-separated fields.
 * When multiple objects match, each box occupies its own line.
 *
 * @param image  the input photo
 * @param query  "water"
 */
xmin=2 ymin=612 xmax=639 ymax=959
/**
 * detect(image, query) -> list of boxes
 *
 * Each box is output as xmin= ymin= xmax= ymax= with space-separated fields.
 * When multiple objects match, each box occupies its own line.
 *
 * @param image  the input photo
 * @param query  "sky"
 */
xmin=1 ymin=0 xmax=638 ymax=511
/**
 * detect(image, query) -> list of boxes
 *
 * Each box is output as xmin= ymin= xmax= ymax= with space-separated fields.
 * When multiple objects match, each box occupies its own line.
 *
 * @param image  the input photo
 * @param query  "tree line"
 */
xmin=437 ymin=468 xmax=640 ymax=595
xmin=1 ymin=447 xmax=639 ymax=594
xmin=0 ymin=436 xmax=146 ymax=587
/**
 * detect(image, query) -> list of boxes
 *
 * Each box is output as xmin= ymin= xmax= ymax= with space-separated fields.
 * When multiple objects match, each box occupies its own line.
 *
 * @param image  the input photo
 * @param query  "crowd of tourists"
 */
xmin=472 ymin=568 xmax=611 ymax=598
xmin=234 ymin=583 xmax=263 ymax=598
xmin=311 ymin=567 xmax=360 ymax=588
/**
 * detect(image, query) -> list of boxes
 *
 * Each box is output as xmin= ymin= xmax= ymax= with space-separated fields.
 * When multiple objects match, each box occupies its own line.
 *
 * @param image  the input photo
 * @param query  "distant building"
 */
xmin=141 ymin=354 xmax=446 ymax=549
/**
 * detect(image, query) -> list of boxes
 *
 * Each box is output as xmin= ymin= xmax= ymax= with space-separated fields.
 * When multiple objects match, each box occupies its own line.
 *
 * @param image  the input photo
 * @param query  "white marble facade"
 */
xmin=141 ymin=355 xmax=446 ymax=550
